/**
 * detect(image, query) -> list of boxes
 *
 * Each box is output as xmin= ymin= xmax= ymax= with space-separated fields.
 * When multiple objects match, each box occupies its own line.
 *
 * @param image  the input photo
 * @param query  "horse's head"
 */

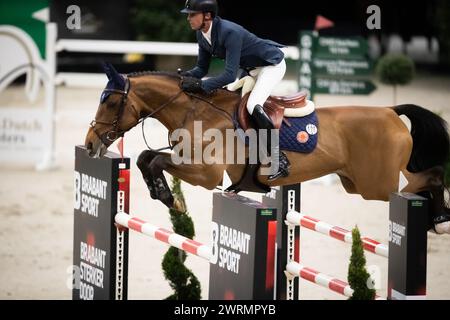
xmin=85 ymin=63 xmax=140 ymax=157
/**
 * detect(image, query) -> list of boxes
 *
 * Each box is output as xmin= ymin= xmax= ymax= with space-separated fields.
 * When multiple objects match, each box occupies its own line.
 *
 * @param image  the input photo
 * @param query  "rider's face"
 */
xmin=187 ymin=12 xmax=204 ymax=30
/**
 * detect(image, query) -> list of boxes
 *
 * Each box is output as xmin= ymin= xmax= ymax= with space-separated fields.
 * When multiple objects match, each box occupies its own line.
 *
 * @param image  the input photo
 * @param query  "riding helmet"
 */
xmin=181 ymin=0 xmax=218 ymax=17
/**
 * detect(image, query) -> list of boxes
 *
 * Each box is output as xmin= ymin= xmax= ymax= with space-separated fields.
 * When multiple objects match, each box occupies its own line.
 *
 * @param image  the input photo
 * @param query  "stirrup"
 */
xmin=267 ymin=169 xmax=289 ymax=181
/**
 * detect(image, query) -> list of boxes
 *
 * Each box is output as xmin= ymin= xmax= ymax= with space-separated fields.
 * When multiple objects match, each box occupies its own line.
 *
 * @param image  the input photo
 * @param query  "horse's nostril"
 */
xmin=86 ymin=142 xmax=93 ymax=151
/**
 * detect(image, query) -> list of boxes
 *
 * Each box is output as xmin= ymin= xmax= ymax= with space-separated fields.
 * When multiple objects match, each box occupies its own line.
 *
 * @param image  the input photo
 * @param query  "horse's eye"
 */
xmin=100 ymin=92 xmax=111 ymax=103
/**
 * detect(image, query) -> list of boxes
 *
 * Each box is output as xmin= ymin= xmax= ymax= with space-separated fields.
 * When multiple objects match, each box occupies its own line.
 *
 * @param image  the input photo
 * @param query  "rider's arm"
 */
xmin=186 ymin=45 xmax=211 ymax=79
xmin=202 ymin=29 xmax=243 ymax=92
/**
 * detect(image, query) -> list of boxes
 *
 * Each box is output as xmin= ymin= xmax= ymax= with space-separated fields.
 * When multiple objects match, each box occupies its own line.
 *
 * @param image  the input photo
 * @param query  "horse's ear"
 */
xmin=101 ymin=61 xmax=114 ymax=80
xmin=101 ymin=62 xmax=125 ymax=88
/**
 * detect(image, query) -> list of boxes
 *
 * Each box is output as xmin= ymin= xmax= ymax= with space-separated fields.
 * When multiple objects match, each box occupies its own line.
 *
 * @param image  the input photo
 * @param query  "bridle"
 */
xmin=89 ymin=75 xmax=185 ymax=150
xmin=90 ymin=74 xmax=233 ymax=150
xmin=90 ymin=77 xmax=133 ymax=146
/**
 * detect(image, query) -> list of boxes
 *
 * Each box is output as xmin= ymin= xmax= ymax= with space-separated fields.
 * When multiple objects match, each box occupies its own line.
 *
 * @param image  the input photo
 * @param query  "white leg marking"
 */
xmin=399 ymin=171 xmax=409 ymax=192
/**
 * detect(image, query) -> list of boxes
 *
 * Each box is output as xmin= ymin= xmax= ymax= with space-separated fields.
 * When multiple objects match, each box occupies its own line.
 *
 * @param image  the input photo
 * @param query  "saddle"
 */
xmin=238 ymin=91 xmax=309 ymax=130
xmin=226 ymin=77 xmax=317 ymax=195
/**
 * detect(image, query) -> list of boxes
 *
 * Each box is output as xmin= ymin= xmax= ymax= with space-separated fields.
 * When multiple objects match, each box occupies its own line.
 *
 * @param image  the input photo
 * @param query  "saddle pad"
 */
xmin=280 ymin=111 xmax=318 ymax=153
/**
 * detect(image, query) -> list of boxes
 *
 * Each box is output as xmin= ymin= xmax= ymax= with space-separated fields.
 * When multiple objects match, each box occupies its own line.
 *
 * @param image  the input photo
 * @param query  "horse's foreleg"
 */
xmin=136 ymin=150 xmax=175 ymax=208
xmin=136 ymin=150 xmax=226 ymax=208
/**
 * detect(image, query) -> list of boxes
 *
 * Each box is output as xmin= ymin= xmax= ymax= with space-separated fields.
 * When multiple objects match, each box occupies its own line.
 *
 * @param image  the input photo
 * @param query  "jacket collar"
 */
xmin=197 ymin=16 xmax=221 ymax=52
xmin=209 ymin=16 xmax=220 ymax=52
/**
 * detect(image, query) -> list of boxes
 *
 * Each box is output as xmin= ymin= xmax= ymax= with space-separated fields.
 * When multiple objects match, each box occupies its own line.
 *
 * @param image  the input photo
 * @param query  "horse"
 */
xmin=84 ymin=63 xmax=450 ymax=234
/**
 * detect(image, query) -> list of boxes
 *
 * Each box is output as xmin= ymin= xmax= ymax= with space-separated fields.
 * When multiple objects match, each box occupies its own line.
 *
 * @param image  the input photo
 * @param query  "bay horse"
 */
xmin=85 ymin=63 xmax=450 ymax=234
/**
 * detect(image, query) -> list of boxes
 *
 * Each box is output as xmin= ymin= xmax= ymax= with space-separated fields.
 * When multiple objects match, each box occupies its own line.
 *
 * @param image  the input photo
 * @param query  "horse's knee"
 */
xmin=136 ymin=150 xmax=156 ymax=170
xmin=148 ymin=155 xmax=169 ymax=176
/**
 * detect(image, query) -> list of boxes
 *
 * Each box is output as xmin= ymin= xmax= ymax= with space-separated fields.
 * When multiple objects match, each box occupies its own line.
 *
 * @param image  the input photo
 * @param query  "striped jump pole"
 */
xmin=115 ymin=213 xmax=212 ymax=261
xmin=286 ymin=262 xmax=384 ymax=300
xmin=115 ymin=191 xmax=211 ymax=261
xmin=286 ymin=261 xmax=353 ymax=298
xmin=286 ymin=210 xmax=388 ymax=258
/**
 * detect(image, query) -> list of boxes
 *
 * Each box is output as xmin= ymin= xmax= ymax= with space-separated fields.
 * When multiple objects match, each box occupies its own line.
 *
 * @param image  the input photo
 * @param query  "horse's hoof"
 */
xmin=435 ymin=221 xmax=450 ymax=234
xmin=173 ymin=197 xmax=186 ymax=214
xmin=434 ymin=213 xmax=450 ymax=234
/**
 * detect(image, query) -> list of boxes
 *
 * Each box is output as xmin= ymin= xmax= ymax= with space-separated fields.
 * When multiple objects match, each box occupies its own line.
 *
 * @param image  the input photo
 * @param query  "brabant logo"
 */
xmin=74 ymin=171 xmax=108 ymax=217
xmin=389 ymin=220 xmax=406 ymax=246
xmin=211 ymin=221 xmax=252 ymax=274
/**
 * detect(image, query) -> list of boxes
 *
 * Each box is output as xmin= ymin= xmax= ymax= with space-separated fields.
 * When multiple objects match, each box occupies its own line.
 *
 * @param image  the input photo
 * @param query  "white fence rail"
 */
xmin=56 ymin=39 xmax=300 ymax=60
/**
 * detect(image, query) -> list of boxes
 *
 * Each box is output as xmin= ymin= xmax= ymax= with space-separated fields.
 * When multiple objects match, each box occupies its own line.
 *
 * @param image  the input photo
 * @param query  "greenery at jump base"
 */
xmin=162 ymin=177 xmax=202 ymax=300
xmin=348 ymin=227 xmax=376 ymax=300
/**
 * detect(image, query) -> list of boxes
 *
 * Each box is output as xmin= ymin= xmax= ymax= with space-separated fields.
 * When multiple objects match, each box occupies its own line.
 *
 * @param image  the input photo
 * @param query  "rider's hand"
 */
xmin=181 ymin=77 xmax=204 ymax=93
xmin=177 ymin=68 xmax=190 ymax=77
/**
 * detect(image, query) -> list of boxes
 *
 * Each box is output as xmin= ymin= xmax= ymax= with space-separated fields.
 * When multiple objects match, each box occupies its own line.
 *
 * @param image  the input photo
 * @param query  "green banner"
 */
xmin=315 ymin=36 xmax=368 ymax=58
xmin=314 ymin=77 xmax=376 ymax=95
xmin=0 ymin=0 xmax=48 ymax=59
xmin=313 ymin=57 xmax=372 ymax=76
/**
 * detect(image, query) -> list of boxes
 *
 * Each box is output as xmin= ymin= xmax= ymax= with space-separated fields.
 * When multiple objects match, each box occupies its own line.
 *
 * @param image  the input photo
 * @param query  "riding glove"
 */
xmin=181 ymin=77 xmax=204 ymax=93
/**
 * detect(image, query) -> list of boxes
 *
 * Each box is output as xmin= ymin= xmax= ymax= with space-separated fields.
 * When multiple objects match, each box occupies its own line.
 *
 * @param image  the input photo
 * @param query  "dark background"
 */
xmin=50 ymin=0 xmax=449 ymax=72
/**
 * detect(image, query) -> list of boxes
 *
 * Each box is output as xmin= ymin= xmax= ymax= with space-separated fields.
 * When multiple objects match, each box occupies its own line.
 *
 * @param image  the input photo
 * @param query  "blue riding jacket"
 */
xmin=186 ymin=16 xmax=285 ymax=92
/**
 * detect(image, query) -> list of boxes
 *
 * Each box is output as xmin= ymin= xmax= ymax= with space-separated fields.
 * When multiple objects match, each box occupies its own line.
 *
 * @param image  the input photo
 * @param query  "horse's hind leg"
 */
xmin=402 ymin=166 xmax=450 ymax=233
xmin=338 ymin=175 xmax=358 ymax=194
xmin=401 ymin=166 xmax=444 ymax=193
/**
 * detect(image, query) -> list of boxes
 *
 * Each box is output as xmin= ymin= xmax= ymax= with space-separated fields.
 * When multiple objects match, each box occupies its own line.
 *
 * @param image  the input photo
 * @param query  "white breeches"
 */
xmin=246 ymin=59 xmax=286 ymax=114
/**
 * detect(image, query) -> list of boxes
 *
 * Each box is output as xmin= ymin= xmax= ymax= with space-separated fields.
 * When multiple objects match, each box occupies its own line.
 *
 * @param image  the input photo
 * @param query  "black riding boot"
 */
xmin=251 ymin=104 xmax=290 ymax=181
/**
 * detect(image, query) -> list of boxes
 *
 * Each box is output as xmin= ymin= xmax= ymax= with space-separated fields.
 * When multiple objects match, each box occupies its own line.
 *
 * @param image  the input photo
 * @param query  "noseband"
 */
xmin=90 ymin=77 xmax=132 ymax=146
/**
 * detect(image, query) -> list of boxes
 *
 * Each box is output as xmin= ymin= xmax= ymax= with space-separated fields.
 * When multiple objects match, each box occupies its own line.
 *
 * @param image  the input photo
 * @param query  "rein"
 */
xmin=139 ymin=89 xmax=184 ymax=152
xmin=90 ymin=74 xmax=235 ymax=152
xmin=139 ymin=89 xmax=234 ymax=152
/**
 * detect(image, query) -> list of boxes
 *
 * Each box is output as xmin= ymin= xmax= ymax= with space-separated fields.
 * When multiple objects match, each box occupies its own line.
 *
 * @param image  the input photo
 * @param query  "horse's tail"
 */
xmin=393 ymin=104 xmax=450 ymax=174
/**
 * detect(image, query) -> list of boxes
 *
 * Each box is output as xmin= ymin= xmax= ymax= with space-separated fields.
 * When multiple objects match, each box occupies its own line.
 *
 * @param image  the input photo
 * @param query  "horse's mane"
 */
xmin=125 ymin=69 xmax=238 ymax=120
xmin=126 ymin=70 xmax=239 ymax=98
xmin=126 ymin=70 xmax=181 ymax=80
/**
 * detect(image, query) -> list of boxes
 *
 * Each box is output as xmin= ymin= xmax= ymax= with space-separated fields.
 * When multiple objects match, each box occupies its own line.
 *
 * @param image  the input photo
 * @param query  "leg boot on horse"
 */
xmin=136 ymin=149 xmax=174 ymax=208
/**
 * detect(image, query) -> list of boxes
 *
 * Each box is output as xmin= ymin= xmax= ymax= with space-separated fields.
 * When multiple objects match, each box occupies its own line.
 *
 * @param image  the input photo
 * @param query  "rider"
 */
xmin=180 ymin=0 xmax=290 ymax=181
